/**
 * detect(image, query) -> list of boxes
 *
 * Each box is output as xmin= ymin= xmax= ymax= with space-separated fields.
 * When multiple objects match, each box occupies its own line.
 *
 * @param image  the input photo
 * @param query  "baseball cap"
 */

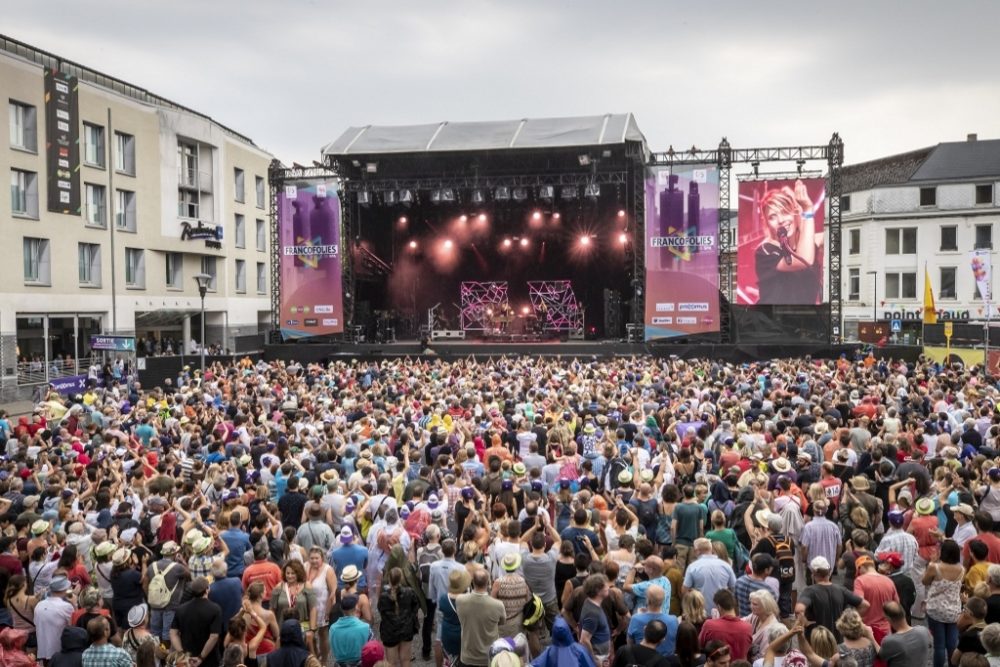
xmin=340 ymin=526 xmax=354 ymax=544
xmin=877 ymin=552 xmax=904 ymax=569
xmin=810 ymin=556 xmax=831 ymax=571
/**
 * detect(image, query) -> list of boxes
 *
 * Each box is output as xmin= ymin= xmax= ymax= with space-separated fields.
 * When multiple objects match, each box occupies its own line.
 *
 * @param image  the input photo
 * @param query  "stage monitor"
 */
xmin=277 ymin=180 xmax=345 ymax=339
xmin=736 ymin=177 xmax=826 ymax=306
xmin=643 ymin=164 xmax=721 ymax=341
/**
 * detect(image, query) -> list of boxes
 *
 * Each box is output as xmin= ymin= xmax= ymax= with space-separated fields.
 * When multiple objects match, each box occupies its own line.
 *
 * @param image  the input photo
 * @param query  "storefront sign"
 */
xmin=89 ymin=335 xmax=136 ymax=352
xmin=181 ymin=221 xmax=223 ymax=249
xmin=881 ymin=309 xmax=970 ymax=321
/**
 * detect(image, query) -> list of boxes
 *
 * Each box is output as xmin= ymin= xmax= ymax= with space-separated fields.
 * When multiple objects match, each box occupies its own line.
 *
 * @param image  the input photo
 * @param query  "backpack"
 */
xmin=148 ymin=562 xmax=178 ymax=609
xmin=633 ymin=499 xmax=658 ymax=536
xmin=769 ymin=535 xmax=796 ymax=583
xmin=654 ymin=508 xmax=673 ymax=545
xmin=522 ymin=594 xmax=545 ymax=628
xmin=417 ymin=544 xmax=441 ymax=596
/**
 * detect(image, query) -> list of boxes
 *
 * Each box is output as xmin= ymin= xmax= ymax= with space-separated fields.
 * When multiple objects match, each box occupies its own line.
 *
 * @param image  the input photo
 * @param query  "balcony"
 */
xmin=178 ymin=167 xmax=213 ymax=193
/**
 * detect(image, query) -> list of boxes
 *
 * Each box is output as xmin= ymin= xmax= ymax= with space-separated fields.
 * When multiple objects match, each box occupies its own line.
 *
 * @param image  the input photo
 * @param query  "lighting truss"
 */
xmin=460 ymin=281 xmax=509 ymax=331
xmin=527 ymin=281 xmax=584 ymax=332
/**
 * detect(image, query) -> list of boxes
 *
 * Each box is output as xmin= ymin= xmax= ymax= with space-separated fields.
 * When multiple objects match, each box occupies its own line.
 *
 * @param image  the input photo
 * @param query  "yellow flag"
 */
xmin=923 ymin=267 xmax=938 ymax=324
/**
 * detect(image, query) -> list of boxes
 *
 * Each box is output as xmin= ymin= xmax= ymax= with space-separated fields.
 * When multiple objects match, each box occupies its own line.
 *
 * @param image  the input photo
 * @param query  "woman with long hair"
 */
xmin=681 ymin=590 xmax=707 ymax=635
xmin=377 ymin=567 xmax=421 ymax=667
xmin=674 ymin=620 xmax=705 ymax=667
xmin=57 ymin=544 xmax=91 ymax=589
xmin=269 ymin=560 xmax=317 ymax=653
xmin=835 ymin=608 xmax=878 ymax=667
xmin=924 ymin=539 xmax=965 ymax=667
xmin=306 ymin=546 xmax=337 ymax=666
xmin=4 ymin=575 xmax=37 ymax=650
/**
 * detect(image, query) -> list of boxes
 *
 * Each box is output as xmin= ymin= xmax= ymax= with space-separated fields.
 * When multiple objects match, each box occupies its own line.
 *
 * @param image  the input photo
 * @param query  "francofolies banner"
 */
xmin=643 ymin=164 xmax=720 ymax=340
xmin=44 ymin=69 xmax=81 ymax=213
xmin=278 ymin=181 xmax=344 ymax=339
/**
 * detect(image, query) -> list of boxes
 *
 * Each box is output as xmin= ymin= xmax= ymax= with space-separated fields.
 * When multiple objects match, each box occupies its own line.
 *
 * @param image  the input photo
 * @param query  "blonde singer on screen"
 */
xmin=753 ymin=180 xmax=823 ymax=304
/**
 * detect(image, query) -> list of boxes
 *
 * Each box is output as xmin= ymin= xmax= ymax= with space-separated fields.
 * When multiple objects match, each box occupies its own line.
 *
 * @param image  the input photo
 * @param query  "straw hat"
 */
xmin=192 ymin=536 xmax=213 ymax=554
xmin=112 ymin=547 xmax=132 ymax=566
xmin=915 ymin=498 xmax=936 ymax=515
xmin=340 ymin=565 xmax=361 ymax=584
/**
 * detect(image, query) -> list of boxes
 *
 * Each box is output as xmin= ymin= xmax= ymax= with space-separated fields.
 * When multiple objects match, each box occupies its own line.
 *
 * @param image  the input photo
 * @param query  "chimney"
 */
xmin=968 ymin=133 xmax=978 ymax=142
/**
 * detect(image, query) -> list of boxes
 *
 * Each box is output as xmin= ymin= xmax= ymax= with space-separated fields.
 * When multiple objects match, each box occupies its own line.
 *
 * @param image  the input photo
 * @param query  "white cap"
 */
xmin=810 ymin=556 xmax=831 ymax=571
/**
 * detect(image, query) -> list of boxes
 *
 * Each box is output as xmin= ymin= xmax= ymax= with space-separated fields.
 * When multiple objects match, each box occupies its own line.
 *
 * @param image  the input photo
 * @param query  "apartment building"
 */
xmin=1 ymin=35 xmax=273 ymax=393
xmin=840 ymin=134 xmax=1000 ymax=341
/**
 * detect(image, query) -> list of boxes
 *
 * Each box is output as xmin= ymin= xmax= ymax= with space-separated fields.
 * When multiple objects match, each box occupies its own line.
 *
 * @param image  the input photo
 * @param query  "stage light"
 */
xmin=365 ymin=162 xmax=378 ymax=173
xmin=539 ymin=185 xmax=554 ymax=201
xmin=553 ymin=212 xmax=561 ymax=220
xmin=398 ymin=216 xmax=408 ymax=225
xmin=579 ymin=235 xmax=591 ymax=246
xmin=459 ymin=214 xmax=468 ymax=223
xmin=531 ymin=210 xmax=542 ymax=222
xmin=399 ymin=190 xmax=414 ymax=204
xmin=578 ymin=154 xmax=592 ymax=166
xmin=512 ymin=187 xmax=528 ymax=202
xmin=503 ymin=238 xmax=512 ymax=248
xmin=520 ymin=237 xmax=529 ymax=247
xmin=430 ymin=190 xmax=441 ymax=203
xmin=618 ymin=232 xmax=628 ymax=245
xmin=495 ymin=186 xmax=510 ymax=201
xmin=408 ymin=240 xmax=417 ymax=249
xmin=384 ymin=191 xmax=398 ymax=205
xmin=584 ymin=184 xmax=600 ymax=199
xmin=443 ymin=239 xmax=454 ymax=249
xmin=477 ymin=213 xmax=487 ymax=223
xmin=561 ymin=187 xmax=577 ymax=201
xmin=617 ymin=209 xmax=626 ymax=218
xmin=487 ymin=307 xmax=494 ymax=316
xmin=521 ymin=306 xmax=530 ymax=315
xmin=441 ymin=188 xmax=455 ymax=202
xmin=358 ymin=190 xmax=371 ymax=205
xmin=471 ymin=189 xmax=485 ymax=204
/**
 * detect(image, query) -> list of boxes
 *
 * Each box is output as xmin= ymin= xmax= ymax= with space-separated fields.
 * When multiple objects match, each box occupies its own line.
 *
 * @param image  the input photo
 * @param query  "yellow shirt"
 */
xmin=965 ymin=561 xmax=990 ymax=595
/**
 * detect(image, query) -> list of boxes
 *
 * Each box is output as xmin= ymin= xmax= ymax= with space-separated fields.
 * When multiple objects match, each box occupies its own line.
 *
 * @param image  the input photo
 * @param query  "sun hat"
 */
xmin=184 ymin=529 xmax=204 ymax=545
xmin=30 ymin=519 xmax=49 ymax=536
xmin=94 ymin=541 xmax=116 ymax=559
xmin=192 ymin=536 xmax=213 ymax=554
xmin=160 ymin=540 xmax=180 ymax=556
xmin=618 ymin=470 xmax=633 ymax=484
xmin=49 ymin=575 xmax=71 ymax=593
xmin=772 ymin=458 xmax=791 ymax=473
xmin=341 ymin=565 xmax=361 ymax=583
xmin=501 ymin=552 xmax=522 ymax=572
xmin=120 ymin=528 xmax=138 ymax=543
xmin=128 ymin=603 xmax=149 ymax=628
xmin=512 ymin=463 xmax=526 ymax=477
xmin=850 ymin=476 xmax=871 ymax=492
xmin=112 ymin=547 xmax=132 ymax=566
xmin=915 ymin=497 xmax=936 ymax=515
xmin=953 ymin=503 xmax=975 ymax=518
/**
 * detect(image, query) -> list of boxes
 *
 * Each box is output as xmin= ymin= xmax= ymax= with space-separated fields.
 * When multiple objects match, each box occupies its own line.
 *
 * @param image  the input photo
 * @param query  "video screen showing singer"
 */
xmin=753 ymin=179 xmax=823 ymax=304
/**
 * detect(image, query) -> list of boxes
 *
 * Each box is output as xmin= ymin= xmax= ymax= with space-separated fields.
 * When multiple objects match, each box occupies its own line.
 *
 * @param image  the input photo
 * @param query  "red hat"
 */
xmin=877 ymin=551 xmax=903 ymax=569
xmin=361 ymin=640 xmax=384 ymax=667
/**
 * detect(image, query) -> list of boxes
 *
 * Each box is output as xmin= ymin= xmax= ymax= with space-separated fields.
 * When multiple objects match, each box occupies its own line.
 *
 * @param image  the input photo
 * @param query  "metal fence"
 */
xmin=16 ymin=355 xmax=102 ymax=386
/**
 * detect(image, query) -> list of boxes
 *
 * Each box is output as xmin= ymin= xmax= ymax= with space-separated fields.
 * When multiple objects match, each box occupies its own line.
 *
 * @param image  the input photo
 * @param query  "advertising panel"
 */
xmin=278 ymin=181 xmax=344 ymax=339
xmin=643 ymin=165 xmax=720 ymax=340
xmin=89 ymin=336 xmax=136 ymax=352
xmin=44 ymin=69 xmax=81 ymax=213
xmin=736 ymin=178 xmax=826 ymax=305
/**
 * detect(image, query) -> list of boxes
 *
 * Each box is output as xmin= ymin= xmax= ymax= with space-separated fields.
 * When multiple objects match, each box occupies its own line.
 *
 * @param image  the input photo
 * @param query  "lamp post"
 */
xmin=193 ymin=273 xmax=212 ymax=377
xmin=867 ymin=270 xmax=878 ymax=323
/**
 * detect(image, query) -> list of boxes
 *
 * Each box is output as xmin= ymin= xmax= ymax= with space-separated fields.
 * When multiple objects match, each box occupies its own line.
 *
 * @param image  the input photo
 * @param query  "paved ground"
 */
xmin=0 ymin=400 xmax=34 ymax=417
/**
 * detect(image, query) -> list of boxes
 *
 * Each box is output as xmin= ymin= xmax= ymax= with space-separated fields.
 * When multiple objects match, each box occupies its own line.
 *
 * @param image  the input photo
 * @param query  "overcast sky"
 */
xmin=6 ymin=0 xmax=1000 ymax=167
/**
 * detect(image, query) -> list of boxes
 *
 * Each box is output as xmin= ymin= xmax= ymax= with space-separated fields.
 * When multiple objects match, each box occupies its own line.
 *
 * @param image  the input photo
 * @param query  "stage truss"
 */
xmin=460 ymin=281 xmax=509 ymax=331
xmin=528 ymin=281 xmax=584 ymax=333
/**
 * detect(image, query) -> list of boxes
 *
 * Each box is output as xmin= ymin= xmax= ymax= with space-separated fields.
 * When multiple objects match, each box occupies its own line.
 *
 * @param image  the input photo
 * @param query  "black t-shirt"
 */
xmin=754 ymin=243 xmax=822 ymax=305
xmin=276 ymin=491 xmax=307 ymax=530
xmin=988 ymin=593 xmax=1000 ymax=624
xmin=614 ymin=643 xmax=671 ymax=667
xmin=172 ymin=597 xmax=223 ymax=667
xmin=800 ymin=583 xmax=863 ymax=642
xmin=957 ymin=626 xmax=985 ymax=656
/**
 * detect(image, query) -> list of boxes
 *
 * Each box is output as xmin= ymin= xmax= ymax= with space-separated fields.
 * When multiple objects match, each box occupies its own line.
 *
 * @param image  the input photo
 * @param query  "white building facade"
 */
xmin=1 ymin=35 xmax=273 ymax=396
xmin=840 ymin=136 xmax=1000 ymax=342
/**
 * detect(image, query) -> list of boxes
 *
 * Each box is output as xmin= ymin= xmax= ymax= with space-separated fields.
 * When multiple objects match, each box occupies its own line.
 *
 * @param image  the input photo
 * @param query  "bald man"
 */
xmin=626 ymin=584 xmax=679 ymax=657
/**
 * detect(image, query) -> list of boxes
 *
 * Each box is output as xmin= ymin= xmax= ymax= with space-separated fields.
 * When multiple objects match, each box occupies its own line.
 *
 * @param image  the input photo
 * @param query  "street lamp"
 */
xmin=867 ymin=270 xmax=878 ymax=322
xmin=193 ymin=273 xmax=212 ymax=376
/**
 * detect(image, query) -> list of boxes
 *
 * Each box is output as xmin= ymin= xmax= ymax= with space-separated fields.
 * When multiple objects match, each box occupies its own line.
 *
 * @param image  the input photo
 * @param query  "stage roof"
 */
xmin=322 ymin=113 xmax=646 ymax=157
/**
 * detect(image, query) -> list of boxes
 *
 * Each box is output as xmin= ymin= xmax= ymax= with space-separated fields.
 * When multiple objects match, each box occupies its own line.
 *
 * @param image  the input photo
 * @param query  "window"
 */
xmin=939 ymin=267 xmax=957 ymax=299
xmin=235 ymin=259 xmax=246 ymax=293
xmin=23 ymin=237 xmax=50 ymax=284
xmin=840 ymin=195 xmax=851 ymax=212
xmin=178 ymin=141 xmax=198 ymax=187
xmin=8 ymin=100 xmax=37 ymax=152
xmin=178 ymin=190 xmax=199 ymax=219
xmin=84 ymin=183 xmax=106 ymax=227
xmin=235 ymin=214 xmax=246 ymax=248
xmin=201 ymin=256 xmax=217 ymax=291
xmin=114 ymin=132 xmax=135 ymax=175
xmin=885 ymin=272 xmax=917 ymax=299
xmin=848 ymin=229 xmax=860 ymax=255
xmin=256 ymin=218 xmax=266 ymax=251
xmin=977 ymin=184 xmax=994 ymax=206
xmin=919 ymin=187 xmax=936 ymax=207
xmin=125 ymin=248 xmax=145 ymax=289
xmin=848 ymin=268 xmax=860 ymax=301
xmin=10 ymin=169 xmax=38 ymax=218
xmin=116 ymin=189 xmax=136 ymax=232
xmin=940 ymin=226 xmax=958 ymax=251
xmin=976 ymin=224 xmax=993 ymax=250
xmin=83 ymin=123 xmax=105 ymax=168
xmin=257 ymin=262 xmax=266 ymax=294
xmin=256 ymin=176 xmax=265 ymax=208
xmin=78 ymin=243 xmax=101 ymax=286
xmin=234 ymin=168 xmax=245 ymax=203
xmin=165 ymin=252 xmax=183 ymax=289
xmin=885 ymin=228 xmax=917 ymax=254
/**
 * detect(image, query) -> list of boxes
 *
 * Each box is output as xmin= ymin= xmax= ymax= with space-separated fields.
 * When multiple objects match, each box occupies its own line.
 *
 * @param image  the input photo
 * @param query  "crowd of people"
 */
xmin=2 ymin=353 xmax=1000 ymax=667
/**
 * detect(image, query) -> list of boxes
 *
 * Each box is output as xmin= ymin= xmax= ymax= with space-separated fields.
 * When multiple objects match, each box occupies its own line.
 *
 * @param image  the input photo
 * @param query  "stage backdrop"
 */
xmin=278 ymin=181 xmax=344 ymax=339
xmin=644 ymin=165 xmax=720 ymax=340
xmin=736 ymin=178 xmax=826 ymax=305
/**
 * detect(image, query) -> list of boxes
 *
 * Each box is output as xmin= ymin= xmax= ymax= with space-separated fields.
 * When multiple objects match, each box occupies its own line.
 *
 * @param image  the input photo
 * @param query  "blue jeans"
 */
xmin=927 ymin=617 xmax=958 ymax=667
xmin=150 ymin=609 xmax=176 ymax=643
